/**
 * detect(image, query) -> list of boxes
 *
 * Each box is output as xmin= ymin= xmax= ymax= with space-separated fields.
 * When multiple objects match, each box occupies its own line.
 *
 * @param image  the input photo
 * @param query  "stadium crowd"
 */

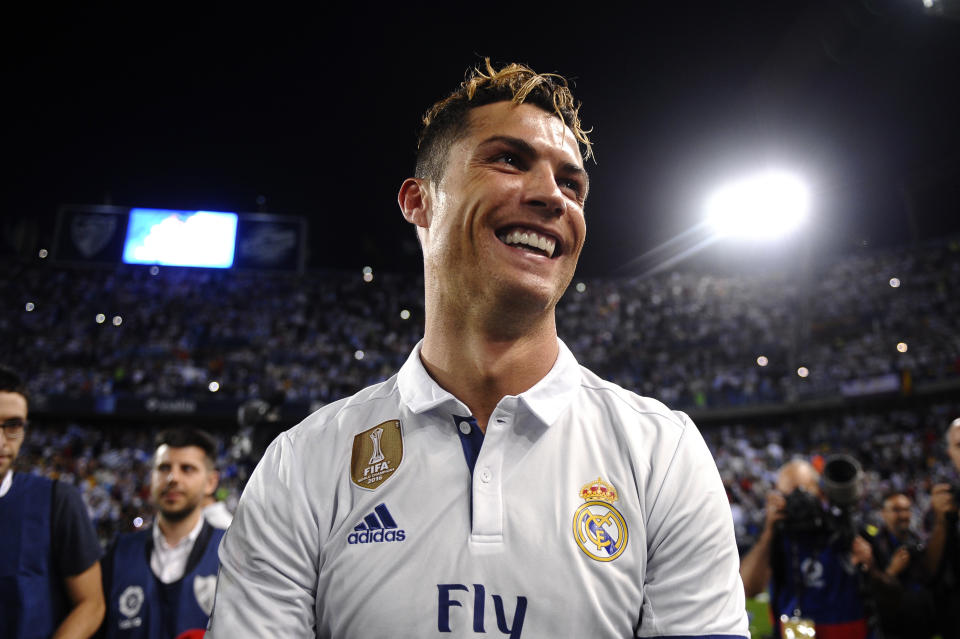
xmin=2 ymin=237 xmax=958 ymax=412
xmin=4 ymin=236 xmax=960 ymax=637
xmin=11 ymin=400 xmax=958 ymax=555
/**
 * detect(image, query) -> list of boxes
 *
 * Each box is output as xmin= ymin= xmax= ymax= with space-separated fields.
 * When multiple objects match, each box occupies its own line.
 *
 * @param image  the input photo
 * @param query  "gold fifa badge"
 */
xmin=572 ymin=477 xmax=628 ymax=562
xmin=351 ymin=420 xmax=403 ymax=490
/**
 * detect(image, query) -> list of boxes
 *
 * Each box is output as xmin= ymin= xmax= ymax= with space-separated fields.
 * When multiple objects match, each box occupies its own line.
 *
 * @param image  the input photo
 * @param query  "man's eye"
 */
xmin=495 ymin=153 xmax=518 ymax=165
xmin=560 ymin=179 xmax=582 ymax=195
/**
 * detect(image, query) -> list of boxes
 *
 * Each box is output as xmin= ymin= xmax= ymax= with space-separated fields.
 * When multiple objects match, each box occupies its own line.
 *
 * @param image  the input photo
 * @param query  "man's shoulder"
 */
xmin=576 ymin=365 xmax=689 ymax=433
xmin=280 ymin=375 xmax=402 ymax=448
xmin=13 ymin=471 xmax=55 ymax=491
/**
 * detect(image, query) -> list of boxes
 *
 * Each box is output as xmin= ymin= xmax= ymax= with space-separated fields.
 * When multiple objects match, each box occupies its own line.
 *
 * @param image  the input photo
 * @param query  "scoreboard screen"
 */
xmin=55 ymin=205 xmax=305 ymax=271
xmin=122 ymin=208 xmax=238 ymax=268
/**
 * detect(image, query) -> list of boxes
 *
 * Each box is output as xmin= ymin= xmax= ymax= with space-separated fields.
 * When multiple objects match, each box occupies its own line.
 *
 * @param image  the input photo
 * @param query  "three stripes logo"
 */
xmin=347 ymin=503 xmax=406 ymax=544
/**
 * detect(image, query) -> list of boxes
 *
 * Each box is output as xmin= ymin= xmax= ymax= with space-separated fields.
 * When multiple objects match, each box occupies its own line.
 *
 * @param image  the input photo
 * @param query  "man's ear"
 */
xmin=398 ymin=178 xmax=431 ymax=229
xmin=206 ymin=469 xmax=220 ymax=498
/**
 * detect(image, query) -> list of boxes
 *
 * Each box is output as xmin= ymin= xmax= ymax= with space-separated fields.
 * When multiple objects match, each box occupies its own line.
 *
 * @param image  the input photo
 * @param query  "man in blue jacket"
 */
xmin=99 ymin=429 xmax=224 ymax=639
xmin=0 ymin=365 xmax=105 ymax=639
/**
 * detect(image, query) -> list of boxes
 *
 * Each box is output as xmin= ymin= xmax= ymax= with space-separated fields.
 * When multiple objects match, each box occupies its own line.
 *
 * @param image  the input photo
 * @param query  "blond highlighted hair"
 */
xmin=415 ymin=58 xmax=593 ymax=183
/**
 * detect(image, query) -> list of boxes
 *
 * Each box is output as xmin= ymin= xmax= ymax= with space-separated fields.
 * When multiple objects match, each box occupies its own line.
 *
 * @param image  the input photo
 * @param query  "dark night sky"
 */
xmin=5 ymin=1 xmax=959 ymax=276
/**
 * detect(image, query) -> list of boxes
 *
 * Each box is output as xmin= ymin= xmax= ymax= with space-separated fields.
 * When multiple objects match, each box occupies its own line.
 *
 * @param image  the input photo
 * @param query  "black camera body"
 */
xmin=776 ymin=454 xmax=863 ymax=550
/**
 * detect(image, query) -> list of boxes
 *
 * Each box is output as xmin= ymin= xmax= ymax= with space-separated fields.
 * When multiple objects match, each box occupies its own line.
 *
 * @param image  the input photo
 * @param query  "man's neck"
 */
xmin=158 ymin=508 xmax=202 ymax=546
xmin=420 ymin=313 xmax=559 ymax=432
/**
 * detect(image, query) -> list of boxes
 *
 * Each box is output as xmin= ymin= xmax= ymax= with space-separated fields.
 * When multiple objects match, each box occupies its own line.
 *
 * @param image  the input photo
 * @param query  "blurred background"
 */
xmin=2 ymin=1 xmax=959 ymax=633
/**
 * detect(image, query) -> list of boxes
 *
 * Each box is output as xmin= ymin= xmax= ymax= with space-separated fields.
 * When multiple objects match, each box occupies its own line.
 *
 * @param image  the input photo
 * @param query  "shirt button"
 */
xmin=479 ymin=468 xmax=492 ymax=483
xmin=458 ymin=421 xmax=471 ymax=435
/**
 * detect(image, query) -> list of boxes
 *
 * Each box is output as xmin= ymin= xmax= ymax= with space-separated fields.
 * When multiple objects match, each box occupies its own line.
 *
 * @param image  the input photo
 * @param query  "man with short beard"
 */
xmin=98 ymin=429 xmax=223 ymax=639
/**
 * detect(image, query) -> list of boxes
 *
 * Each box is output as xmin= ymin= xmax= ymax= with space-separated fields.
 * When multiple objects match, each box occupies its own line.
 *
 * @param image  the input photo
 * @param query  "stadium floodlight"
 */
xmin=705 ymin=170 xmax=810 ymax=240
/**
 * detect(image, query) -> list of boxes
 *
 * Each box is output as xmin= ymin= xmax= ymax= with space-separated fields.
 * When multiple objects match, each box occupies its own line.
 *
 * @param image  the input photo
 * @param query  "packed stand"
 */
xmin=2 ymin=238 xmax=958 ymax=413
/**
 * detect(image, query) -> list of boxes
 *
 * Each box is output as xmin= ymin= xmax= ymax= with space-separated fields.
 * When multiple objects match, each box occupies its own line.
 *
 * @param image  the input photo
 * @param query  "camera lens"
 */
xmin=821 ymin=454 xmax=863 ymax=506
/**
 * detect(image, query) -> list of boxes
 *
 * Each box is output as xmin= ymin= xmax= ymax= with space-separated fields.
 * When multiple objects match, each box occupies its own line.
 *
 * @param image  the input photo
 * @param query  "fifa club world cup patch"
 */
xmin=351 ymin=420 xmax=404 ymax=490
xmin=572 ymin=477 xmax=628 ymax=562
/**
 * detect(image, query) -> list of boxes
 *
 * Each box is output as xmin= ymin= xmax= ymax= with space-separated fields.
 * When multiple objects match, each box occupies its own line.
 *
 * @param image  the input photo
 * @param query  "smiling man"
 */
xmin=209 ymin=59 xmax=748 ymax=638
xmin=99 ymin=429 xmax=223 ymax=639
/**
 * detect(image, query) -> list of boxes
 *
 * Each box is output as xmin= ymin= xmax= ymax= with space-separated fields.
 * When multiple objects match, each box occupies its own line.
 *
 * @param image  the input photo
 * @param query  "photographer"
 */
xmin=924 ymin=417 xmax=960 ymax=639
xmin=740 ymin=458 xmax=881 ymax=639
xmin=864 ymin=492 xmax=936 ymax=639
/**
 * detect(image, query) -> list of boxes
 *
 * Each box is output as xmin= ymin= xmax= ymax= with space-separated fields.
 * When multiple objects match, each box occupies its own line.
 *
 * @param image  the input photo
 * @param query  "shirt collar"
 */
xmin=397 ymin=338 xmax=581 ymax=428
xmin=153 ymin=512 xmax=205 ymax=550
xmin=0 ymin=470 xmax=12 ymax=498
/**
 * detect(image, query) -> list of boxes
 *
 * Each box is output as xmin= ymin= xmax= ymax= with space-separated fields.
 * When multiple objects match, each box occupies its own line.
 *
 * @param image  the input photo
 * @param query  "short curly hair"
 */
xmin=415 ymin=58 xmax=593 ymax=185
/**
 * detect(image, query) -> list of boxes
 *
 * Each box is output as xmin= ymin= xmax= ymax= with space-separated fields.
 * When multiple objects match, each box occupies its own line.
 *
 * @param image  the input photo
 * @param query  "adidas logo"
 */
xmin=347 ymin=503 xmax=406 ymax=544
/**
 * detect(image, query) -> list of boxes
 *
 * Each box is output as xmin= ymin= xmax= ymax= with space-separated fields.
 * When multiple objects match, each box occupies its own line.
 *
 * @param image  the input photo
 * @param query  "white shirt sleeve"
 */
xmin=207 ymin=430 xmax=320 ymax=636
xmin=637 ymin=412 xmax=749 ymax=637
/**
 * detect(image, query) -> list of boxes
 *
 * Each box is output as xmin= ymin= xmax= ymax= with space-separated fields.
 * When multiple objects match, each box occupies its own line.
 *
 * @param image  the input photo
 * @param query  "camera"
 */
xmin=904 ymin=541 xmax=926 ymax=561
xmin=777 ymin=454 xmax=863 ymax=548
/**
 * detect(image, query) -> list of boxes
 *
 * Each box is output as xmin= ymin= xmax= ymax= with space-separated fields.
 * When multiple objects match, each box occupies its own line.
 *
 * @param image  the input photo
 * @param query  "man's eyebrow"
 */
xmin=477 ymin=135 xmax=590 ymax=193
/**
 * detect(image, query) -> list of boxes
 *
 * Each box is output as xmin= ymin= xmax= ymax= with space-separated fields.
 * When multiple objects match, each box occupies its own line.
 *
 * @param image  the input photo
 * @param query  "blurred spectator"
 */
xmin=0 ymin=365 xmax=104 ymax=639
xmin=863 ymin=491 xmax=937 ymax=639
xmin=99 ymin=429 xmax=223 ymax=638
xmin=924 ymin=417 xmax=960 ymax=639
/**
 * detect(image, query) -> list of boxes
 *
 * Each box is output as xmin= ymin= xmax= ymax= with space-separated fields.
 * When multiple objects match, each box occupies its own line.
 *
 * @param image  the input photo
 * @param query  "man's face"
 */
xmin=775 ymin=462 xmax=821 ymax=498
xmin=948 ymin=421 xmax=960 ymax=472
xmin=417 ymin=101 xmax=588 ymax=322
xmin=881 ymin=494 xmax=912 ymax=538
xmin=150 ymin=444 xmax=217 ymax=522
xmin=0 ymin=391 xmax=28 ymax=478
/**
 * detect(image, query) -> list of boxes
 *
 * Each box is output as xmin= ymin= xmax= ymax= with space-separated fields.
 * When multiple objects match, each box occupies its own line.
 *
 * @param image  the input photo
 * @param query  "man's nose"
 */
xmin=523 ymin=165 xmax=565 ymax=216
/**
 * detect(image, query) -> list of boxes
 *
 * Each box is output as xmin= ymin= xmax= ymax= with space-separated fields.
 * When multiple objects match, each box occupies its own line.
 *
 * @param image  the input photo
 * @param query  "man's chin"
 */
xmin=160 ymin=504 xmax=198 ymax=522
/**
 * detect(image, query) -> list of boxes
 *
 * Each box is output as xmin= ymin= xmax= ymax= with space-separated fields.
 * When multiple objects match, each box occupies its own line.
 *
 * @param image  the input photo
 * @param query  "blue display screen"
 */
xmin=122 ymin=208 xmax=238 ymax=268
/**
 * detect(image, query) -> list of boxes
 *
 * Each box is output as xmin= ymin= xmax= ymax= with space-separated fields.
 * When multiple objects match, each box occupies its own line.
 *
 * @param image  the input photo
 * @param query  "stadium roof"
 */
xmin=4 ymin=1 xmax=959 ymax=275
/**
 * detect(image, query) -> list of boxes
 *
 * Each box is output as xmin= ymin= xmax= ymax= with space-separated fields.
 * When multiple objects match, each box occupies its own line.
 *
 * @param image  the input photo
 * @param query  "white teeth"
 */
xmin=500 ymin=228 xmax=556 ymax=258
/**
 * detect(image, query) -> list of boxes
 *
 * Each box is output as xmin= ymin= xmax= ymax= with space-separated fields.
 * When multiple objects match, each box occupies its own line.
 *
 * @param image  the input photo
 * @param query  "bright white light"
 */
xmin=756 ymin=355 xmax=769 ymax=367
xmin=150 ymin=266 xmax=160 ymax=276
xmin=133 ymin=517 xmax=144 ymax=528
xmin=354 ymin=350 xmax=365 ymax=360
xmin=95 ymin=314 xmax=106 ymax=324
xmin=706 ymin=170 xmax=810 ymax=240
xmin=797 ymin=366 xmax=810 ymax=378
xmin=575 ymin=282 xmax=586 ymax=293
xmin=363 ymin=273 xmax=373 ymax=283
xmin=25 ymin=302 xmax=35 ymax=312
xmin=128 ymin=211 xmax=237 ymax=268
xmin=38 ymin=248 xmax=48 ymax=259
xmin=208 ymin=381 xmax=220 ymax=392
xmin=889 ymin=277 xmax=900 ymax=288
xmin=112 ymin=315 xmax=123 ymax=326
xmin=400 ymin=309 xmax=411 ymax=320
xmin=362 ymin=266 xmax=373 ymax=274
xmin=923 ymin=0 xmax=934 ymax=8
xmin=897 ymin=342 xmax=908 ymax=353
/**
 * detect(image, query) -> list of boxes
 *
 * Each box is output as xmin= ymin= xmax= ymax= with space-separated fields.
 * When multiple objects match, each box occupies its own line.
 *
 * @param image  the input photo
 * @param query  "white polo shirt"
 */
xmin=209 ymin=340 xmax=748 ymax=638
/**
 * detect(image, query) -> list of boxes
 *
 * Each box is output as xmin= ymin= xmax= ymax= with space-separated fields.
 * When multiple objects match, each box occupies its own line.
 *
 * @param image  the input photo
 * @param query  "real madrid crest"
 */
xmin=572 ymin=477 xmax=628 ymax=562
xmin=351 ymin=420 xmax=403 ymax=490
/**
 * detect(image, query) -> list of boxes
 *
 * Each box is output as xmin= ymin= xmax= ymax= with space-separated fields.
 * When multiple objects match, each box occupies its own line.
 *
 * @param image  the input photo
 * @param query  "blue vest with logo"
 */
xmin=105 ymin=522 xmax=224 ymax=639
xmin=0 ymin=473 xmax=60 ymax=639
